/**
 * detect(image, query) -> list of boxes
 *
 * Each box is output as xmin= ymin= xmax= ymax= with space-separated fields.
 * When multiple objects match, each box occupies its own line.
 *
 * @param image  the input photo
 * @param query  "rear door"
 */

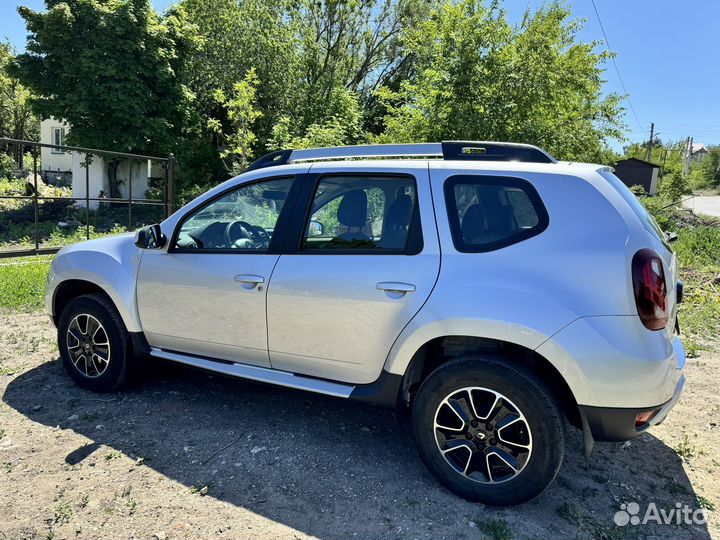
xmin=266 ymin=162 xmax=441 ymax=384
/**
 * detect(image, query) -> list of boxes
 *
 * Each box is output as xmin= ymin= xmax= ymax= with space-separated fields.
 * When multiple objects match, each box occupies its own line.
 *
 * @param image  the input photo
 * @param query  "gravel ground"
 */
xmin=0 ymin=310 xmax=718 ymax=540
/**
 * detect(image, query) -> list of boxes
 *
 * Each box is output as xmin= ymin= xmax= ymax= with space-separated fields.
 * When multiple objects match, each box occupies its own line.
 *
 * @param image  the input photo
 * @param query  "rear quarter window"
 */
xmin=445 ymin=175 xmax=549 ymax=253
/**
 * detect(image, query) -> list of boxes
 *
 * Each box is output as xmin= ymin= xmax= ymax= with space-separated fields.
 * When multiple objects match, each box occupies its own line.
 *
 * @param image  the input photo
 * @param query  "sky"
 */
xmin=1 ymin=0 xmax=719 ymax=150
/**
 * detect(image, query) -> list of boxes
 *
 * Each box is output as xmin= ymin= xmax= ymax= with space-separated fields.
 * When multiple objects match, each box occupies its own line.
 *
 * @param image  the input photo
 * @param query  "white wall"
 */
xmin=40 ymin=118 xmax=72 ymax=172
xmin=71 ymin=154 xmax=152 ymax=210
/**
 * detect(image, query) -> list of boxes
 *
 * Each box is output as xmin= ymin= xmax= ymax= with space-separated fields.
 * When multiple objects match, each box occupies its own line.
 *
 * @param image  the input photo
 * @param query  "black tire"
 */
xmin=411 ymin=356 xmax=565 ymax=506
xmin=58 ymin=293 xmax=132 ymax=392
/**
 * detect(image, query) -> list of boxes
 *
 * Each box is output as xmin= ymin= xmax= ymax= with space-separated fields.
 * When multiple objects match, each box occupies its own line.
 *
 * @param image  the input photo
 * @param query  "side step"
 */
xmin=149 ymin=348 xmax=355 ymax=398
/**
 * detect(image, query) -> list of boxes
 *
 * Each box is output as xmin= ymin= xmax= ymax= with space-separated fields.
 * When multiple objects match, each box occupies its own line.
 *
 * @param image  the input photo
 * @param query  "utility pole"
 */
xmin=683 ymin=137 xmax=693 ymax=177
xmin=647 ymin=123 xmax=654 ymax=161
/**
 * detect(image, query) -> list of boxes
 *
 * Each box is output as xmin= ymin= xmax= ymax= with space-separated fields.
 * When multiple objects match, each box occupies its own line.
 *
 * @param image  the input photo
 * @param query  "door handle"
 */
xmin=234 ymin=274 xmax=265 ymax=289
xmin=376 ymin=282 xmax=416 ymax=294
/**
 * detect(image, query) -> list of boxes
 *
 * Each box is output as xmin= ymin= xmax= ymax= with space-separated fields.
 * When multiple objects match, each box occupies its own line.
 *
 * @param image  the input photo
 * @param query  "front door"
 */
xmin=137 ymin=176 xmax=296 ymax=367
xmin=266 ymin=166 xmax=440 ymax=384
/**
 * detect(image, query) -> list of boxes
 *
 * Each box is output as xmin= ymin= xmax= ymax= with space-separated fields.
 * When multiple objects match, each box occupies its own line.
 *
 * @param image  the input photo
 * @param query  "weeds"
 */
xmin=105 ymin=450 xmax=122 ymax=461
xmin=476 ymin=517 xmax=512 ymax=540
xmin=697 ymin=495 xmax=716 ymax=511
xmin=675 ymin=434 xmax=704 ymax=460
xmin=52 ymin=501 xmax=73 ymax=525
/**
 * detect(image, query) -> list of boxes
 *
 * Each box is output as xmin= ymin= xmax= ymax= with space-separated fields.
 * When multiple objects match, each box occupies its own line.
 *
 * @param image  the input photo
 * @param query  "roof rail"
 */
xmin=245 ymin=141 xmax=555 ymax=172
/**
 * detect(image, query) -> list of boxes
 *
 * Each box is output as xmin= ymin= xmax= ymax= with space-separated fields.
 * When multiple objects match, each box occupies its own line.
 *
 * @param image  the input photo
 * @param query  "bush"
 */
xmin=0 ymin=153 xmax=16 ymax=180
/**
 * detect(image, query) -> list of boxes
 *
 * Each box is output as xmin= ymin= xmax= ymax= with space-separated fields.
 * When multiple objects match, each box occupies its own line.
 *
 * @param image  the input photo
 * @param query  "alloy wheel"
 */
xmin=66 ymin=313 xmax=111 ymax=378
xmin=433 ymin=386 xmax=533 ymax=484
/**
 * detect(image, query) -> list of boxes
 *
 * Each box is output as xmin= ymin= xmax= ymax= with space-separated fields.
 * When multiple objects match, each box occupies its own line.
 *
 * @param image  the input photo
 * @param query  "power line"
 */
xmin=589 ymin=0 xmax=645 ymax=135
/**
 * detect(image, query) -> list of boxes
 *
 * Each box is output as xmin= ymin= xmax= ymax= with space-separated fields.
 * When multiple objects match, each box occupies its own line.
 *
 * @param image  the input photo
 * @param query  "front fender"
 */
xmin=46 ymin=234 xmax=143 ymax=332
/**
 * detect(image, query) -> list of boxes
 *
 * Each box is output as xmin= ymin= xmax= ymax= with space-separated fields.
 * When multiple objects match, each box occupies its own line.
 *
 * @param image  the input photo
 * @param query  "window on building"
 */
xmin=51 ymin=127 xmax=65 ymax=154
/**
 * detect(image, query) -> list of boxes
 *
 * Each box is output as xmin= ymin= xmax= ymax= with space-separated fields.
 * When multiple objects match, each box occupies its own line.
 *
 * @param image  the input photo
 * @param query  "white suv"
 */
xmin=46 ymin=142 xmax=686 ymax=505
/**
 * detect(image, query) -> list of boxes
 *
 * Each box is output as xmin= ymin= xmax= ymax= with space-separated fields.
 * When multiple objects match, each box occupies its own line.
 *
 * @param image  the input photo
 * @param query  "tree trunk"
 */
xmin=107 ymin=159 xmax=121 ymax=198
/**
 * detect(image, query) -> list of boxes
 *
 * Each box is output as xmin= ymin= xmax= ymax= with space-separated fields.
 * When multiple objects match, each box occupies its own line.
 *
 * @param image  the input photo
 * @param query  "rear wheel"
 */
xmin=411 ymin=356 xmax=565 ymax=505
xmin=58 ymin=294 xmax=132 ymax=392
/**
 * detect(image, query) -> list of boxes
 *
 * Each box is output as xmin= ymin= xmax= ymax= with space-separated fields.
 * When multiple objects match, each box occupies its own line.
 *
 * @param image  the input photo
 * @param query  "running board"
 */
xmin=149 ymin=348 xmax=355 ymax=398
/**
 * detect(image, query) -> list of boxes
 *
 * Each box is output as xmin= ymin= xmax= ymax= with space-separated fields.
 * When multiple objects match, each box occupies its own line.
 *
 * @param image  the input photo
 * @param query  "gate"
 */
xmin=0 ymin=137 xmax=175 ymax=258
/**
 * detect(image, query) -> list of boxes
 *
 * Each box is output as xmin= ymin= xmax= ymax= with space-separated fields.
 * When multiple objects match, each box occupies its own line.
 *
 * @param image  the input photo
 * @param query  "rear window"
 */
xmin=600 ymin=170 xmax=667 ymax=243
xmin=445 ymin=175 xmax=549 ymax=252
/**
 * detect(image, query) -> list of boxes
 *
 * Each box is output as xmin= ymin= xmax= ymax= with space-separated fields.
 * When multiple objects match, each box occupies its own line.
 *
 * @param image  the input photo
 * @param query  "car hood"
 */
xmin=56 ymin=232 xmax=139 ymax=259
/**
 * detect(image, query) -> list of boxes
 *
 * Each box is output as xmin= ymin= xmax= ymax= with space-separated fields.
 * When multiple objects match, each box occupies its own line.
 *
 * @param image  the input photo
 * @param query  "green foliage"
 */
xmin=690 ymin=147 xmax=720 ymax=190
xmin=0 ymin=154 xmax=15 ymax=181
xmin=210 ymin=68 xmax=262 ymax=174
xmin=10 ymin=0 xmax=193 ymax=157
xmin=374 ymin=0 xmax=624 ymax=163
xmin=0 ymin=42 xmax=39 ymax=142
xmin=659 ymin=169 xmax=691 ymax=203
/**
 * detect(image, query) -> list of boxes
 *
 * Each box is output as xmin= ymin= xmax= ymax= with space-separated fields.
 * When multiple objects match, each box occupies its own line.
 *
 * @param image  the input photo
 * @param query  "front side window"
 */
xmin=301 ymin=175 xmax=418 ymax=252
xmin=445 ymin=175 xmax=548 ymax=252
xmin=172 ymin=177 xmax=293 ymax=252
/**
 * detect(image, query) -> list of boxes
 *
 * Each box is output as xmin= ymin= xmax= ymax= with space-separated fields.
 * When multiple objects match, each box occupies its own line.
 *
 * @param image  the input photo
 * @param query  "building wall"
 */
xmin=71 ymin=155 xmax=152 ymax=210
xmin=614 ymin=161 xmax=660 ymax=195
xmin=39 ymin=118 xmax=72 ymax=172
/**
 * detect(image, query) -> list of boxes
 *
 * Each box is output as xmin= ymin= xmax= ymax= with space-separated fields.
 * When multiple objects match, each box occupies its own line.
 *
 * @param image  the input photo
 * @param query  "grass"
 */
xmin=0 ymin=255 xmax=53 ymax=310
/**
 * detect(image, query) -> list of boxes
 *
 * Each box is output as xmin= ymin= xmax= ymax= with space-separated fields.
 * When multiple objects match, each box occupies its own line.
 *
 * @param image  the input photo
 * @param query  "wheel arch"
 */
xmin=396 ymin=335 xmax=581 ymax=429
xmin=52 ymin=279 xmax=110 ymax=326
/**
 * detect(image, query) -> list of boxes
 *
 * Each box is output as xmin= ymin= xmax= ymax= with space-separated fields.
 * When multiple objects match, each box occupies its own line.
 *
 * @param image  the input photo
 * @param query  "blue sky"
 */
xmin=1 ymin=0 xmax=719 ymax=150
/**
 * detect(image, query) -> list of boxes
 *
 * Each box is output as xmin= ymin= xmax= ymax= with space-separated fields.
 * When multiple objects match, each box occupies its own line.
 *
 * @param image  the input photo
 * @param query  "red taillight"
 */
xmin=632 ymin=249 xmax=668 ymax=331
xmin=635 ymin=409 xmax=660 ymax=428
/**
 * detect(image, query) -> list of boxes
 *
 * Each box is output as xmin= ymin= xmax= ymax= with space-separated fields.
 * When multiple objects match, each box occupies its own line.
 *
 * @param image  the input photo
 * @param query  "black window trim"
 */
xmin=283 ymin=171 xmax=424 ymax=256
xmin=167 ymin=174 xmax=302 ymax=255
xmin=444 ymin=174 xmax=549 ymax=253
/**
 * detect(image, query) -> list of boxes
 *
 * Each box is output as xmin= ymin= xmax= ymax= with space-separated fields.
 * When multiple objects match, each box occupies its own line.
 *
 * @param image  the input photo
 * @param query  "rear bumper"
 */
xmin=580 ymin=372 xmax=685 ymax=442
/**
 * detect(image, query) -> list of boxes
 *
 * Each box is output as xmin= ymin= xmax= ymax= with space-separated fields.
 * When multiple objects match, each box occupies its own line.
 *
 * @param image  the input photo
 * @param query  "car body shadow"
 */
xmin=3 ymin=358 xmax=711 ymax=540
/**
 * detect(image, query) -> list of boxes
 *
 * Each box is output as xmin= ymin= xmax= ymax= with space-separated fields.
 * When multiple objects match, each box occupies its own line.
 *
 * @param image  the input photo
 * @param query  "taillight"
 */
xmin=632 ymin=249 xmax=668 ymax=330
xmin=635 ymin=409 xmax=660 ymax=428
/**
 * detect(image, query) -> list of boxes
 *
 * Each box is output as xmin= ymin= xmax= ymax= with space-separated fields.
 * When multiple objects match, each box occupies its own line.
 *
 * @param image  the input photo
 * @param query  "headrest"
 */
xmin=337 ymin=190 xmax=368 ymax=228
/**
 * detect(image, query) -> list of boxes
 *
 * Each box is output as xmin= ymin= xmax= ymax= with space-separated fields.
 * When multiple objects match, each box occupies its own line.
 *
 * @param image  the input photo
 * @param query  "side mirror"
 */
xmin=308 ymin=220 xmax=325 ymax=237
xmin=135 ymin=224 xmax=166 ymax=249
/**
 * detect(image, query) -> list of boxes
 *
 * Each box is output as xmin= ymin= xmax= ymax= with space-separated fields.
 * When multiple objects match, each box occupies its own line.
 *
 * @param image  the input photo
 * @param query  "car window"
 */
xmin=172 ymin=177 xmax=293 ymax=251
xmin=301 ymin=175 xmax=418 ymax=252
xmin=445 ymin=175 xmax=548 ymax=252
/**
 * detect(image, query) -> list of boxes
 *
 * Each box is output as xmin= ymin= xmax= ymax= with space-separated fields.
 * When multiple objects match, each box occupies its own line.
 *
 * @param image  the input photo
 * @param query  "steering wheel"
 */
xmin=224 ymin=220 xmax=271 ymax=249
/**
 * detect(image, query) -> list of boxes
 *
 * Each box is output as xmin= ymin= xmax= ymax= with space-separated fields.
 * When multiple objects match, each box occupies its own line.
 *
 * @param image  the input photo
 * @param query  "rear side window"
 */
xmin=599 ymin=170 xmax=667 ymax=244
xmin=445 ymin=175 xmax=548 ymax=252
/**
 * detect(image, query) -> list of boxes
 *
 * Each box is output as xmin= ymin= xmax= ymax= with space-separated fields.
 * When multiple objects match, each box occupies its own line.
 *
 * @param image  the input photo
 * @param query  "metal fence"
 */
xmin=0 ymin=137 xmax=175 ymax=258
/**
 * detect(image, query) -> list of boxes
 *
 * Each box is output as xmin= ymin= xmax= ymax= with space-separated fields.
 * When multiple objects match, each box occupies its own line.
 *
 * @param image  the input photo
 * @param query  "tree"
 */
xmin=10 ymin=0 xmax=193 ymax=197
xmin=691 ymin=147 xmax=720 ymax=189
xmin=374 ymin=0 xmax=624 ymax=163
xmin=179 ymin=0 xmax=436 ymax=175
xmin=0 ymin=42 xmax=39 ymax=167
xmin=209 ymin=68 xmax=262 ymax=174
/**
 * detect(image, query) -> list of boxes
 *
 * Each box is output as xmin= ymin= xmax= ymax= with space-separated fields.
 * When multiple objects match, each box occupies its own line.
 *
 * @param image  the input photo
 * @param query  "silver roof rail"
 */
xmin=291 ymin=143 xmax=443 ymax=162
xmin=246 ymin=141 xmax=556 ymax=171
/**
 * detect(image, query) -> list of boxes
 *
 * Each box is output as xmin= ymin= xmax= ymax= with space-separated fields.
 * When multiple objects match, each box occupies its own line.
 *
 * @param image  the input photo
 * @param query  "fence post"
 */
xmin=167 ymin=153 xmax=175 ymax=218
xmin=128 ymin=159 xmax=133 ymax=231
xmin=85 ymin=153 xmax=90 ymax=240
xmin=33 ymin=147 xmax=39 ymax=251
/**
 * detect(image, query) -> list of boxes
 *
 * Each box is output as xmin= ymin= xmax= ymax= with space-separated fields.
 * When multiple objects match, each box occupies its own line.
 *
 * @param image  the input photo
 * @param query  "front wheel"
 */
xmin=411 ymin=356 xmax=565 ymax=505
xmin=58 ymin=294 xmax=132 ymax=392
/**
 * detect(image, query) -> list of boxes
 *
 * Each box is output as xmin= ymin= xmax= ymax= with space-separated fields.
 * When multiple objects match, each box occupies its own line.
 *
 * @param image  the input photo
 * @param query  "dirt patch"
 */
xmin=1 ymin=310 xmax=718 ymax=539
